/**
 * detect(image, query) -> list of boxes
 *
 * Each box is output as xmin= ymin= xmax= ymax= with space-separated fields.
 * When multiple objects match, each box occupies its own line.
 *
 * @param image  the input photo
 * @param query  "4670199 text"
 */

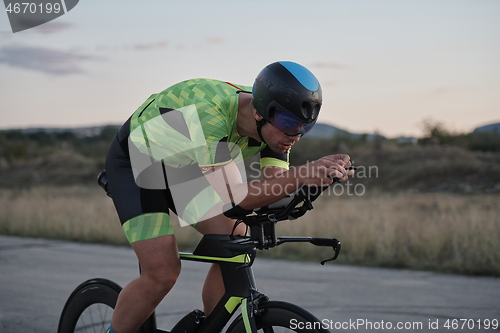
xmin=5 ymin=2 xmax=62 ymax=14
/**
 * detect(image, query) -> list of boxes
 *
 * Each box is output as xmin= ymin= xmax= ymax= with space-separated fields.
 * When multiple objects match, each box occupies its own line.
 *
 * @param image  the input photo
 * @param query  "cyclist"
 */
xmin=104 ymin=61 xmax=354 ymax=333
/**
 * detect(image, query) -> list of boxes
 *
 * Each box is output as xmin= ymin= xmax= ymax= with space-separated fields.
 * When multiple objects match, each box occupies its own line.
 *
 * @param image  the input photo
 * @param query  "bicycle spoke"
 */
xmin=78 ymin=314 xmax=87 ymax=333
xmin=58 ymin=280 xmax=121 ymax=333
xmin=88 ymin=305 xmax=96 ymax=333
xmin=99 ymin=304 xmax=109 ymax=332
xmin=73 ymin=304 xmax=112 ymax=333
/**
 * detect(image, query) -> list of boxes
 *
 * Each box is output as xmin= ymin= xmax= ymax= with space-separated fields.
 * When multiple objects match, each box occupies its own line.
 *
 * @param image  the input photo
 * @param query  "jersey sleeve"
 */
xmin=128 ymin=79 xmax=252 ymax=172
xmin=259 ymin=145 xmax=290 ymax=170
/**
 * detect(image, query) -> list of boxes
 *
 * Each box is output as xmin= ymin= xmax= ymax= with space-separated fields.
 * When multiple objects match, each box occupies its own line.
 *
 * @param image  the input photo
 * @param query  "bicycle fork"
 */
xmin=240 ymin=290 xmax=269 ymax=333
xmin=191 ymin=262 xmax=264 ymax=333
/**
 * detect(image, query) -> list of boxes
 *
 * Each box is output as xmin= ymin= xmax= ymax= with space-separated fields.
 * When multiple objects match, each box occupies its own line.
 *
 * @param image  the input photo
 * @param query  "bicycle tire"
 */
xmin=57 ymin=278 xmax=122 ymax=333
xmin=226 ymin=300 xmax=330 ymax=333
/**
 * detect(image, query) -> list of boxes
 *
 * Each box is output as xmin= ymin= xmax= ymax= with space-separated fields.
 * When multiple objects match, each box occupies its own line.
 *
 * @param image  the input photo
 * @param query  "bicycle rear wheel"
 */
xmin=226 ymin=300 xmax=330 ymax=333
xmin=58 ymin=278 xmax=122 ymax=333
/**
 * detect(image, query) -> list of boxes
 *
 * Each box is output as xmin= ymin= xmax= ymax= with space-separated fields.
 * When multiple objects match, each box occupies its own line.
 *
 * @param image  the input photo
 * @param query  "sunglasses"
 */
xmin=270 ymin=108 xmax=316 ymax=137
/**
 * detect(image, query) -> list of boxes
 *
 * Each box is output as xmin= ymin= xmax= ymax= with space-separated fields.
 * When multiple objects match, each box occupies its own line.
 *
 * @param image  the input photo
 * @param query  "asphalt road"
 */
xmin=0 ymin=235 xmax=498 ymax=333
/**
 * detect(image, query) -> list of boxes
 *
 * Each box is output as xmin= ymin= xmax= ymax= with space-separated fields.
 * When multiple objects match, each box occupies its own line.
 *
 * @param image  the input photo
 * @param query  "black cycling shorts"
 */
xmin=105 ymin=118 xmax=222 ymax=243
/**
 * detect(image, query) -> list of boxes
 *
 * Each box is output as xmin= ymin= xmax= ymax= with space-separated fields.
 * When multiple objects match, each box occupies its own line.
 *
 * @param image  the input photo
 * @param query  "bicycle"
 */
xmin=57 ymin=171 xmax=346 ymax=333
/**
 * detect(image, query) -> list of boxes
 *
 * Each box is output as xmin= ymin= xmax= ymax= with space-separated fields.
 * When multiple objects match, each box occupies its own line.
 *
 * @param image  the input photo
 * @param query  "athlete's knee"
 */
xmin=143 ymin=260 xmax=181 ymax=294
xmin=131 ymin=234 xmax=180 ymax=295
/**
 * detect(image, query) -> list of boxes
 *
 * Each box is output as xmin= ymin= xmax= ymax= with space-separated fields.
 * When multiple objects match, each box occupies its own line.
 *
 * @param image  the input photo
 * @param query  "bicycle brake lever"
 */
xmin=320 ymin=256 xmax=336 ymax=265
xmin=320 ymin=241 xmax=341 ymax=265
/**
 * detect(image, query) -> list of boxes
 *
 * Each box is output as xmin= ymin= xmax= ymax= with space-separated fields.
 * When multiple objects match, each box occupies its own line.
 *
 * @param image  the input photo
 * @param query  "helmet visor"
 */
xmin=270 ymin=108 xmax=316 ymax=136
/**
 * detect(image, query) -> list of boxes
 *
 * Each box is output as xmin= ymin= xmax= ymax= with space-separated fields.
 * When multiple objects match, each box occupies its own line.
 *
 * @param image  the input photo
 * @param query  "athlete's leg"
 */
xmin=105 ymin=119 xmax=182 ymax=332
xmin=195 ymin=211 xmax=246 ymax=315
xmin=111 ymin=235 xmax=181 ymax=333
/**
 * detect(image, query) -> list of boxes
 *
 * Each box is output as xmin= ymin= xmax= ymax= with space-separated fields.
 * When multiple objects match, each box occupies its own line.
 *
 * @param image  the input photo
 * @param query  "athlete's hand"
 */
xmin=296 ymin=154 xmax=354 ymax=187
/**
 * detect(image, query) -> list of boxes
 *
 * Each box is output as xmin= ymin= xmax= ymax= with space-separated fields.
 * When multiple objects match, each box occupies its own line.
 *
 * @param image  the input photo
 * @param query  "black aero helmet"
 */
xmin=252 ymin=61 xmax=322 ymax=137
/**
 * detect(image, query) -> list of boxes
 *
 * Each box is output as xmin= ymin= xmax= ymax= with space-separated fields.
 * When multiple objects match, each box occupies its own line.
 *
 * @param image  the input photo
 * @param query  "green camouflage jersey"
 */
xmin=128 ymin=78 xmax=289 ymax=172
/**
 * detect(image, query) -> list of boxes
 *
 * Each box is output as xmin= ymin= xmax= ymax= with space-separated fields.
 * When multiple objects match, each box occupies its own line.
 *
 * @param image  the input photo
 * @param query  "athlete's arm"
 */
xmin=204 ymin=154 xmax=353 ymax=210
xmin=261 ymin=165 xmax=287 ymax=181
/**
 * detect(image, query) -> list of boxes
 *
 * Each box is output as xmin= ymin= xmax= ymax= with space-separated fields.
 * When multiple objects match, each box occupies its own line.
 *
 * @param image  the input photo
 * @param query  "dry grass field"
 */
xmin=274 ymin=192 xmax=500 ymax=276
xmin=0 ymin=186 xmax=498 ymax=276
xmin=0 ymin=186 xmax=126 ymax=245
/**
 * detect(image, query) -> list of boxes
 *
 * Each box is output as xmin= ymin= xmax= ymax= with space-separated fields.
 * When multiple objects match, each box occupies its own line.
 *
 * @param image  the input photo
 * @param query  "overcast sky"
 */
xmin=0 ymin=0 xmax=499 ymax=137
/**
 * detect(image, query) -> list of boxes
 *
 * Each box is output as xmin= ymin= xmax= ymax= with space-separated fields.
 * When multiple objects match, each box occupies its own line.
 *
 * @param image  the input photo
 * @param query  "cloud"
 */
xmin=0 ymin=44 xmax=100 ymax=75
xmin=133 ymin=41 xmax=168 ymax=51
xmin=7 ymin=16 xmax=73 ymax=34
xmin=92 ymin=40 xmax=168 ymax=53
xmin=32 ymin=20 xmax=74 ymax=34
xmin=116 ymin=37 xmax=221 ymax=53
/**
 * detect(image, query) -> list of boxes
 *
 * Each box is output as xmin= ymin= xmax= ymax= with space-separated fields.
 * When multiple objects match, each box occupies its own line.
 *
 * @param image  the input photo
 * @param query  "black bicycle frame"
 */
xmin=155 ymin=231 xmax=340 ymax=333
xmin=177 ymin=235 xmax=260 ymax=333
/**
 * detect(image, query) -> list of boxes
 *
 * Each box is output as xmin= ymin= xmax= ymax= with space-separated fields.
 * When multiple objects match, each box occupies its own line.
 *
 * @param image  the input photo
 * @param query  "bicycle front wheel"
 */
xmin=226 ymin=300 xmax=330 ymax=333
xmin=57 ymin=278 xmax=121 ymax=333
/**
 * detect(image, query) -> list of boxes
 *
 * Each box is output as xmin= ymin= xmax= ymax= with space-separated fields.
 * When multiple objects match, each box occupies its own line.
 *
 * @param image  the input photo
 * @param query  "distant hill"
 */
xmin=1 ymin=123 xmax=499 ymax=193
xmin=307 ymin=123 xmax=383 ymax=140
xmin=2 ymin=125 xmax=120 ymax=137
xmin=474 ymin=122 xmax=500 ymax=133
xmin=3 ymin=123 xmax=381 ymax=140
xmin=306 ymin=123 xmax=350 ymax=139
